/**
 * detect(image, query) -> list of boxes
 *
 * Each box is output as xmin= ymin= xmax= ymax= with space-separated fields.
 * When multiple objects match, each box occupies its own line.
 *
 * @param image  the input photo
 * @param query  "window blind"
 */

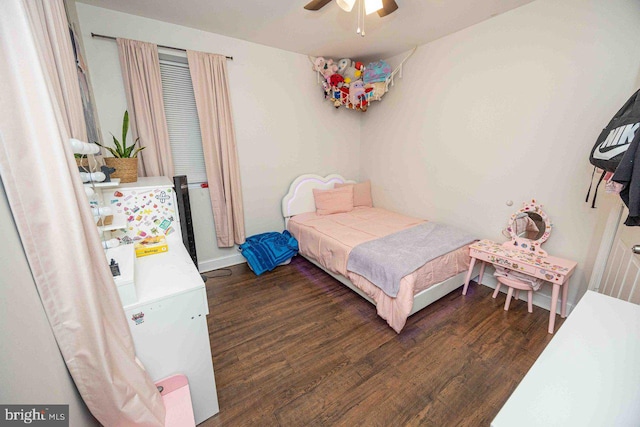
xmin=159 ymin=58 xmax=207 ymax=184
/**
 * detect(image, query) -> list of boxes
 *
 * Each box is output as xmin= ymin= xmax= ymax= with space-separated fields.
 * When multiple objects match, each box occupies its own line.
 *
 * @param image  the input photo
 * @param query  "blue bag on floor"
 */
xmin=239 ymin=231 xmax=299 ymax=275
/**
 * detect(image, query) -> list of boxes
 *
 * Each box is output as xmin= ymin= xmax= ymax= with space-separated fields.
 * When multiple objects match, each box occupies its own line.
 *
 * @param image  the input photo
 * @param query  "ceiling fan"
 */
xmin=304 ymin=0 xmax=399 ymax=18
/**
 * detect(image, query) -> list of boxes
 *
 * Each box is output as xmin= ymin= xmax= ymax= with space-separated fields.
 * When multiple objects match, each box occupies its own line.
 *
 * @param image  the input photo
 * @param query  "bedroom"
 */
xmin=1 ymin=0 xmax=640 ymax=425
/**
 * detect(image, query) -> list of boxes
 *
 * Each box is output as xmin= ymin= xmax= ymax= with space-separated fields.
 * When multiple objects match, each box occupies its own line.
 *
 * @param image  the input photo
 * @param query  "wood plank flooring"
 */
xmin=201 ymin=256 xmax=561 ymax=426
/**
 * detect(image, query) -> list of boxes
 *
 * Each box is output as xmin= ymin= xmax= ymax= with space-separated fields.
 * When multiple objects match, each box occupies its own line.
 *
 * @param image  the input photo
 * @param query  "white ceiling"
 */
xmin=77 ymin=0 xmax=535 ymax=62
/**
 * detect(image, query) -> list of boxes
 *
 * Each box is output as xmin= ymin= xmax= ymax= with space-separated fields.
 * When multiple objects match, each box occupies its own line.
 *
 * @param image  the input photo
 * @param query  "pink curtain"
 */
xmin=0 ymin=1 xmax=165 ymax=425
xmin=187 ymin=50 xmax=246 ymax=247
xmin=117 ymin=38 xmax=174 ymax=178
xmin=24 ymin=0 xmax=87 ymax=142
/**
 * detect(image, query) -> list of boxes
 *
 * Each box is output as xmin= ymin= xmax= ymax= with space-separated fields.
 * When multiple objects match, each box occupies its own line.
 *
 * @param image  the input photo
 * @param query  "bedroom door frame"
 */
xmin=588 ymin=201 xmax=625 ymax=292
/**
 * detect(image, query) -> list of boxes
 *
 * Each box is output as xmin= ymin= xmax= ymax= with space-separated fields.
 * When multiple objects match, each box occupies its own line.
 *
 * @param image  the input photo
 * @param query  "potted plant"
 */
xmin=97 ymin=110 xmax=145 ymax=183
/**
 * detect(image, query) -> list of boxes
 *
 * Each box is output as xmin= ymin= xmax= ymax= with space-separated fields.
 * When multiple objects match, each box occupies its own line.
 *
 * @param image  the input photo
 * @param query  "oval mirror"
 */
xmin=506 ymin=200 xmax=552 ymax=255
xmin=513 ymin=212 xmax=546 ymax=241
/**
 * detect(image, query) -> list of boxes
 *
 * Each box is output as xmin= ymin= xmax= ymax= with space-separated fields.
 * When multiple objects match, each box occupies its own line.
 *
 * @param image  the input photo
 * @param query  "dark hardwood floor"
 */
xmin=201 ymin=256 xmax=561 ymax=426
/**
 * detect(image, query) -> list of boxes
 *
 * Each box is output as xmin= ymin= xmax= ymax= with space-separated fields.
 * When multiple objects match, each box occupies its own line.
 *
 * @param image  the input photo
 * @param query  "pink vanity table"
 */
xmin=462 ymin=201 xmax=578 ymax=334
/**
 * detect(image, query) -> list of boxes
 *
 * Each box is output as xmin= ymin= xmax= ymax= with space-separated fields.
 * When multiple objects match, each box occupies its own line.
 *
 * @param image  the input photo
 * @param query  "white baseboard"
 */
xmin=479 ymin=276 xmax=575 ymax=315
xmin=198 ymin=253 xmax=246 ymax=273
xmin=196 ymin=256 xmax=575 ymax=314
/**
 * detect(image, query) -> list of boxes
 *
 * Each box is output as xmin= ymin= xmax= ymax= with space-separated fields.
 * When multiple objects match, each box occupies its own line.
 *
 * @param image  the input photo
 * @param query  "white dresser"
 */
xmin=122 ymin=233 xmax=219 ymax=424
xmin=102 ymin=177 xmax=219 ymax=424
xmin=492 ymin=290 xmax=640 ymax=427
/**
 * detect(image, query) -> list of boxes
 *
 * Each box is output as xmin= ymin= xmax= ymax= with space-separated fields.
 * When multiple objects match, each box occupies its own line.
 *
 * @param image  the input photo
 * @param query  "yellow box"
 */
xmin=134 ymin=235 xmax=168 ymax=257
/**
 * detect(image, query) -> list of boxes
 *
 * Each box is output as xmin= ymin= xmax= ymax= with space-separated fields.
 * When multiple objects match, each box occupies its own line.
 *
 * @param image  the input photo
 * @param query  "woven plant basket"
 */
xmin=104 ymin=157 xmax=138 ymax=183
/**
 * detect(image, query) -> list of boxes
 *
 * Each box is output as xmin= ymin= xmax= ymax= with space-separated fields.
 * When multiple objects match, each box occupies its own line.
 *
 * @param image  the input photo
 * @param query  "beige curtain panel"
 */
xmin=0 ymin=1 xmax=165 ymax=425
xmin=117 ymin=38 xmax=174 ymax=178
xmin=187 ymin=50 xmax=246 ymax=247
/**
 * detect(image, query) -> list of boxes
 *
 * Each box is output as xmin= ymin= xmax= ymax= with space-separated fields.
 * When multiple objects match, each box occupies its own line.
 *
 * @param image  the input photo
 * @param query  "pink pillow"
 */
xmin=313 ymin=186 xmax=354 ymax=215
xmin=334 ymin=180 xmax=373 ymax=208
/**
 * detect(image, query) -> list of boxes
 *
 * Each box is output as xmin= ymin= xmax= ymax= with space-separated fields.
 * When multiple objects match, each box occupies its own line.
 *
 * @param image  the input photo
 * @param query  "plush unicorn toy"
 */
xmin=337 ymin=58 xmax=357 ymax=82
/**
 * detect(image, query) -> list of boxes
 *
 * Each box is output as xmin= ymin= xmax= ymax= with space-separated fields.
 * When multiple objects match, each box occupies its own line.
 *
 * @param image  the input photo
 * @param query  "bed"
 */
xmin=282 ymin=174 xmax=480 ymax=332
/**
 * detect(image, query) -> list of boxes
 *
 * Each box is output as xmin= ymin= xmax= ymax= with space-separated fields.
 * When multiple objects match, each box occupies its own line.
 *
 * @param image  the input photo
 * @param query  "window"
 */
xmin=158 ymin=55 xmax=207 ymax=184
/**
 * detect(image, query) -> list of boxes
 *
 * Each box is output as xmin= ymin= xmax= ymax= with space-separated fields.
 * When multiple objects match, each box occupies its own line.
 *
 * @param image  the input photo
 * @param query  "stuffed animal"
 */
xmin=321 ymin=80 xmax=331 ymax=99
xmin=101 ymin=165 xmax=116 ymax=182
xmin=313 ymin=56 xmax=339 ymax=82
xmin=354 ymin=61 xmax=365 ymax=79
xmin=337 ymin=58 xmax=350 ymax=74
xmin=322 ymin=59 xmax=338 ymax=81
xmin=337 ymin=58 xmax=357 ymax=81
xmin=349 ymin=80 xmax=366 ymax=107
xmin=326 ymin=59 xmax=338 ymax=72
xmin=363 ymin=60 xmax=392 ymax=84
xmin=329 ymin=73 xmax=344 ymax=88
xmin=313 ymin=56 xmax=326 ymax=73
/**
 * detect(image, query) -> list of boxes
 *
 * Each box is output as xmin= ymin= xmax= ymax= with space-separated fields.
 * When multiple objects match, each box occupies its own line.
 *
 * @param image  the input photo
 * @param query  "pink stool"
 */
xmin=494 ymin=276 xmax=533 ymax=313
xmin=156 ymin=374 xmax=196 ymax=427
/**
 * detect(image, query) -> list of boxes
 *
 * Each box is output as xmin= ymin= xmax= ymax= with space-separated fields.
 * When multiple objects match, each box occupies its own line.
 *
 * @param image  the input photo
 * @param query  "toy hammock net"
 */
xmin=310 ymin=47 xmax=415 ymax=112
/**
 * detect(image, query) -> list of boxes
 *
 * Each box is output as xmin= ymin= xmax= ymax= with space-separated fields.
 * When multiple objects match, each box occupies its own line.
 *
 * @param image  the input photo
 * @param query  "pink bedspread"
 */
xmin=287 ymin=207 xmax=471 ymax=332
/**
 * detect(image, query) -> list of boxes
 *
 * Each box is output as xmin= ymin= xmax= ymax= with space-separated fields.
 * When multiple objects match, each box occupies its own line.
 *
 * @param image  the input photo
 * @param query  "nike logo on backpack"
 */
xmin=593 ymin=122 xmax=639 ymax=160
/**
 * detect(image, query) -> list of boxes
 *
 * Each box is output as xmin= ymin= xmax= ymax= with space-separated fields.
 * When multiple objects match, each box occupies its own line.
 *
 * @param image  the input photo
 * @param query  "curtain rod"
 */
xmin=90 ymin=32 xmax=233 ymax=60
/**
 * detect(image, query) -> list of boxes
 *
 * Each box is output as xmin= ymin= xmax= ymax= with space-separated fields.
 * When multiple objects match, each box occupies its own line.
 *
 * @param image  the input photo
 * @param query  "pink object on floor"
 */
xmin=156 ymin=375 xmax=196 ymax=427
xmin=495 ymin=276 xmax=533 ymax=313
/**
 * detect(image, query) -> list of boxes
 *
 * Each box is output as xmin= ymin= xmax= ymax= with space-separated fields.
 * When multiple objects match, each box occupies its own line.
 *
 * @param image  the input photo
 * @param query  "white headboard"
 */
xmin=282 ymin=174 xmax=356 ymax=220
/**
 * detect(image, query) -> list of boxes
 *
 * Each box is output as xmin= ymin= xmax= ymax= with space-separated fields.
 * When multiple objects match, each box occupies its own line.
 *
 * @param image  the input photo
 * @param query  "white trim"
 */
xmin=198 ymin=253 xmax=245 ymax=273
xmin=588 ymin=201 xmax=625 ymax=292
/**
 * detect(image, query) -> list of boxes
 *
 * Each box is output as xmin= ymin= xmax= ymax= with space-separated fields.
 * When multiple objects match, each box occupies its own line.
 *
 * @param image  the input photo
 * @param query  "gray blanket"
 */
xmin=346 ymin=222 xmax=476 ymax=298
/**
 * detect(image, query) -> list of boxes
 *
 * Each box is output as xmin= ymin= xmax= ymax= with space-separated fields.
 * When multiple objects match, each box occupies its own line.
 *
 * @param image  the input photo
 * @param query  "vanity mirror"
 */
xmin=505 ymin=199 xmax=551 ymax=256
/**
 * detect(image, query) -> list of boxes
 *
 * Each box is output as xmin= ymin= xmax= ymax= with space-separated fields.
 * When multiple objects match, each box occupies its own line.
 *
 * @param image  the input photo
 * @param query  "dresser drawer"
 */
xmin=470 ymin=240 xmax=576 ymax=287
xmin=471 ymin=249 xmax=538 ymax=276
xmin=472 ymin=249 xmax=569 ymax=284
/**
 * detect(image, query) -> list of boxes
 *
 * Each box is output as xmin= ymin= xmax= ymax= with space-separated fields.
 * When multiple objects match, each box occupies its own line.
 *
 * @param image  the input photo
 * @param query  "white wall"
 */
xmin=76 ymin=3 xmax=361 ymax=270
xmin=361 ymin=0 xmax=640 ymax=310
xmin=0 ymin=180 xmax=98 ymax=426
xmin=76 ymin=0 xmax=640 ymax=310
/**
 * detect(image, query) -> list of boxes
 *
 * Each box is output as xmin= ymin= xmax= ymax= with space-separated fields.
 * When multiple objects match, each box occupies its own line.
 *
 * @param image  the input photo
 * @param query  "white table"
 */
xmin=492 ymin=290 xmax=640 ymax=427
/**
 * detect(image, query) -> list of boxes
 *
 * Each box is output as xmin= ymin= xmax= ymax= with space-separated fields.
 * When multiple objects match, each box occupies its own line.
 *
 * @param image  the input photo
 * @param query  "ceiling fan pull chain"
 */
xmin=361 ymin=0 xmax=366 ymax=37
xmin=356 ymin=0 xmax=361 ymax=34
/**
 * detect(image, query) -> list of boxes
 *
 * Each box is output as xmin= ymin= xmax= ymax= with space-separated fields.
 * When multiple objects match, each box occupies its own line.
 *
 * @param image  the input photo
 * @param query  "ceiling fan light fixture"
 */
xmin=336 ymin=0 xmax=356 ymax=12
xmin=364 ymin=0 xmax=383 ymax=15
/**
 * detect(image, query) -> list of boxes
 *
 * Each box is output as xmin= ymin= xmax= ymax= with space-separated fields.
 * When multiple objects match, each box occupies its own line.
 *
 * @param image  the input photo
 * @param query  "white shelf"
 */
xmin=84 ymin=178 xmax=121 ymax=189
xmin=97 ymin=214 xmax=128 ymax=233
xmin=115 ymin=176 xmax=173 ymax=190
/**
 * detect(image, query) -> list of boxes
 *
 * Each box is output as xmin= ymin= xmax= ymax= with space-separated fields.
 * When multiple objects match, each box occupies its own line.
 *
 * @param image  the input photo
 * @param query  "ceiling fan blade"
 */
xmin=304 ymin=0 xmax=333 ymax=11
xmin=377 ymin=0 xmax=398 ymax=17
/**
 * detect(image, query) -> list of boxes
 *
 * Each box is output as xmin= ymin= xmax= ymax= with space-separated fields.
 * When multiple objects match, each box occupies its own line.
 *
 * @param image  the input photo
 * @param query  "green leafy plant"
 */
xmin=96 ymin=110 xmax=145 ymax=158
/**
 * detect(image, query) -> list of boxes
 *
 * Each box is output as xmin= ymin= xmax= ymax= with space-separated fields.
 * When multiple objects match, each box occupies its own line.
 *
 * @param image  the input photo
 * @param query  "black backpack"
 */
xmin=587 ymin=89 xmax=640 ymax=208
